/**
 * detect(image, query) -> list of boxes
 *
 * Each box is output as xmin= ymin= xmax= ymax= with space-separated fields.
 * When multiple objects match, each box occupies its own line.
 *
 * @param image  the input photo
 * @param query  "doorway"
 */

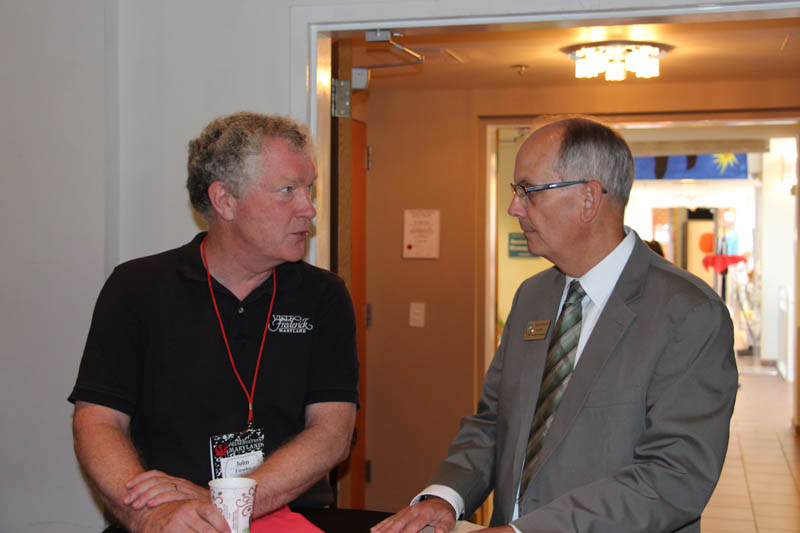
xmin=490 ymin=120 xmax=798 ymax=381
xmin=294 ymin=2 xmax=800 ymax=513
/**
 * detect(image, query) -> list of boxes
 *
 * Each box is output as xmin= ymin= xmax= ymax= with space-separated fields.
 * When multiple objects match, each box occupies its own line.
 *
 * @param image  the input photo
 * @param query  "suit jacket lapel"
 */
xmin=509 ymin=269 xmax=565 ymax=507
xmin=521 ymin=238 xmax=652 ymax=490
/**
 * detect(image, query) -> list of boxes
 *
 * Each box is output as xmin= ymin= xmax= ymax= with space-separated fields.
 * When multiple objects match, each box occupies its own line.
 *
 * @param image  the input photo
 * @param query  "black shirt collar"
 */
xmin=176 ymin=232 xmax=304 ymax=302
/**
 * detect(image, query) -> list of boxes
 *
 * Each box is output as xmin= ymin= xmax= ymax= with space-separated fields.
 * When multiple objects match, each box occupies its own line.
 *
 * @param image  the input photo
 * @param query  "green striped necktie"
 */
xmin=520 ymin=279 xmax=586 ymax=493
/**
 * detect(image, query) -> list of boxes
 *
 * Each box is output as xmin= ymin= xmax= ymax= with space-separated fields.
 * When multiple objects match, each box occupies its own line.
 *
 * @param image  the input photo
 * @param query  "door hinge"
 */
xmin=365 ymin=459 xmax=372 ymax=484
xmin=331 ymin=79 xmax=351 ymax=118
xmin=366 ymin=145 xmax=373 ymax=171
xmin=365 ymin=303 xmax=372 ymax=328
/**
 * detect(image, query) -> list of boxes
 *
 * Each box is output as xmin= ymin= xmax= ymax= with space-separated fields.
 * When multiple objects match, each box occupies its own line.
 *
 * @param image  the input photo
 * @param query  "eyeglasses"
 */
xmin=510 ymin=180 xmax=608 ymax=200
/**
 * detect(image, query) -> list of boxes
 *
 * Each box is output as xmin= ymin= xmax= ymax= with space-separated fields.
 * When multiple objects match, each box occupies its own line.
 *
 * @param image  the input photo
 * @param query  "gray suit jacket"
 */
xmin=431 ymin=236 xmax=737 ymax=533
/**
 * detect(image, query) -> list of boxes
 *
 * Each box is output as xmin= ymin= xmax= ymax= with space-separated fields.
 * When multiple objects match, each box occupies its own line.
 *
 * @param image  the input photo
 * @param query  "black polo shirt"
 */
xmin=69 ymin=233 xmax=358 ymax=505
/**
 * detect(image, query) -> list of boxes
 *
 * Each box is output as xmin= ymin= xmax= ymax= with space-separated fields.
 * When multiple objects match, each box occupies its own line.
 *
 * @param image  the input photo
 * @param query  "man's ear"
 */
xmin=208 ymin=181 xmax=237 ymax=221
xmin=580 ymin=180 xmax=604 ymax=223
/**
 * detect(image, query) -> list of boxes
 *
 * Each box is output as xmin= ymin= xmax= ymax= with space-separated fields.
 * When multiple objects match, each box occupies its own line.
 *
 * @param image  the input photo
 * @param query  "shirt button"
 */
xmin=238 ymin=307 xmax=244 ymax=314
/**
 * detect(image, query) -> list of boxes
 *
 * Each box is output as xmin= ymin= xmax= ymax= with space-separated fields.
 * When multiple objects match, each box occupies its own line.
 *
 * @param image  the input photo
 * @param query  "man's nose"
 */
xmin=508 ymin=194 xmax=525 ymax=217
xmin=298 ymin=188 xmax=317 ymax=219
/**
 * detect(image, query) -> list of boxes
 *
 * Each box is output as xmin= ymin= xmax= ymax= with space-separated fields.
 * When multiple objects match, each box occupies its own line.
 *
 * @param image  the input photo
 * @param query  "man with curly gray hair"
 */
xmin=187 ymin=112 xmax=314 ymax=217
xmin=70 ymin=112 xmax=359 ymax=533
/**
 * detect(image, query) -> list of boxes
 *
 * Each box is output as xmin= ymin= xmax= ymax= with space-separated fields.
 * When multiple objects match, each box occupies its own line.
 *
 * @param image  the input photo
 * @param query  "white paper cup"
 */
xmin=209 ymin=477 xmax=258 ymax=533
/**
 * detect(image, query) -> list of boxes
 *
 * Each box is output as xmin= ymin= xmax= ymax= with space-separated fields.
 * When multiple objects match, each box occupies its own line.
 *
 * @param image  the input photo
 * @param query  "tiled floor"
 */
xmin=702 ymin=358 xmax=800 ymax=532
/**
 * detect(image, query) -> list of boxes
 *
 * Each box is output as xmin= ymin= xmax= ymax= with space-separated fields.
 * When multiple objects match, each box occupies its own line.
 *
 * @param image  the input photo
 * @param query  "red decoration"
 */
xmin=702 ymin=254 xmax=746 ymax=273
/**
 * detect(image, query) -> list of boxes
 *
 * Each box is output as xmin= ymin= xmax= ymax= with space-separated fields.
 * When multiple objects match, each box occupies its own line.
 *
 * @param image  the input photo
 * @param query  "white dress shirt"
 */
xmin=413 ymin=229 xmax=637 ymax=532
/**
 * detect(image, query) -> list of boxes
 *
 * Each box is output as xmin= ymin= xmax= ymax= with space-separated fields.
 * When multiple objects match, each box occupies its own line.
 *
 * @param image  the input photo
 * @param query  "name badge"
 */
xmin=524 ymin=320 xmax=550 ymax=341
xmin=209 ymin=428 xmax=265 ymax=479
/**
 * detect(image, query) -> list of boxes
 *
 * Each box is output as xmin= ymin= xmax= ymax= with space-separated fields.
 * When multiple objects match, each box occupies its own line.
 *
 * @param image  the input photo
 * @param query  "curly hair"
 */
xmin=186 ymin=112 xmax=313 ymax=216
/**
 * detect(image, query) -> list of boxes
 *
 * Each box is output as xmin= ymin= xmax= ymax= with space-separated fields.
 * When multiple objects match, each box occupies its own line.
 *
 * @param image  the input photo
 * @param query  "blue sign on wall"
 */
xmin=634 ymin=153 xmax=748 ymax=180
xmin=509 ymin=232 xmax=539 ymax=258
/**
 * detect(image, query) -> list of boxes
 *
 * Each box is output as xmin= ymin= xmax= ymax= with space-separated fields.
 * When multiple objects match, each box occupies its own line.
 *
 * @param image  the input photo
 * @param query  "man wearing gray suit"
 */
xmin=373 ymin=117 xmax=737 ymax=533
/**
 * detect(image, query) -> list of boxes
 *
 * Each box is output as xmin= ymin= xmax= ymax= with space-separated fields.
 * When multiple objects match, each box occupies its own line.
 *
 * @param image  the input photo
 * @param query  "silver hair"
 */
xmin=550 ymin=117 xmax=635 ymax=207
xmin=186 ymin=112 xmax=313 ymax=216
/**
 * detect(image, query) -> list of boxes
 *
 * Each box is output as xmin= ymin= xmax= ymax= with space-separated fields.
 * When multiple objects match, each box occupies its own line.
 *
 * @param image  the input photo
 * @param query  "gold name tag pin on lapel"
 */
xmin=524 ymin=320 xmax=550 ymax=341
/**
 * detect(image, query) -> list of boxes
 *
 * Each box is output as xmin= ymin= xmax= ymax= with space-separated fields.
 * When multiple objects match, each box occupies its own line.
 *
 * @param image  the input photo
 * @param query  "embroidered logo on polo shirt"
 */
xmin=268 ymin=314 xmax=314 ymax=334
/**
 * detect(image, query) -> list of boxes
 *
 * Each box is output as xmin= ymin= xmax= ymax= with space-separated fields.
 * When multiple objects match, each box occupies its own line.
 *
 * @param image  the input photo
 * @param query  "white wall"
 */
xmin=0 ymin=2 xmax=107 ymax=531
xmin=117 ymin=0 xmax=297 ymax=261
xmin=760 ymin=139 xmax=797 ymax=373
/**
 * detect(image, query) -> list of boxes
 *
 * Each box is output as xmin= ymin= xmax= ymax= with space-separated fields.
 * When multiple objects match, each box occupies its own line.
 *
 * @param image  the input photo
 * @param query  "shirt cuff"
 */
xmin=411 ymin=484 xmax=465 ymax=520
xmin=510 ymin=525 xmax=522 ymax=533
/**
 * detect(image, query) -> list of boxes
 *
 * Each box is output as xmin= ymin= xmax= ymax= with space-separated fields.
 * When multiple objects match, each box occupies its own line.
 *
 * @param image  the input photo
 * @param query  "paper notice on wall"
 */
xmin=403 ymin=209 xmax=440 ymax=259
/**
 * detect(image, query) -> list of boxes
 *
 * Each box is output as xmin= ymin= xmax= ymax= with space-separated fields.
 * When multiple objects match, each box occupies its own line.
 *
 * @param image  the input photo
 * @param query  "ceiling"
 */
xmin=349 ymin=15 xmax=800 ymax=91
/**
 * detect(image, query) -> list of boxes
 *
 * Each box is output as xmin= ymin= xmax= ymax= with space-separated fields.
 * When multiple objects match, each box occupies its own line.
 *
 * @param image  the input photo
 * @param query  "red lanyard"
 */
xmin=200 ymin=235 xmax=277 ymax=429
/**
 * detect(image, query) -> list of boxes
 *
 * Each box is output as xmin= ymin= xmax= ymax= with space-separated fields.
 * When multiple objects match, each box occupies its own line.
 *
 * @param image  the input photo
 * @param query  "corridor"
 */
xmin=702 ymin=361 xmax=799 ymax=532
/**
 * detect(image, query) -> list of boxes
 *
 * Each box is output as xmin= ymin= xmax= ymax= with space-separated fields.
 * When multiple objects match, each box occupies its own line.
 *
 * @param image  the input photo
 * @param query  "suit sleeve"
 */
xmin=512 ymin=297 xmax=737 ymax=533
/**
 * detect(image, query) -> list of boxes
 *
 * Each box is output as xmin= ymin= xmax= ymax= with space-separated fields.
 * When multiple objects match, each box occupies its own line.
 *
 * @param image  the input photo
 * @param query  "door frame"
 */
xmin=290 ymin=1 xmax=800 ymax=270
xmin=290 ymin=0 xmax=800 ymax=384
xmin=288 ymin=1 xmax=800 ymax=500
xmin=485 ymin=114 xmax=800 ymax=356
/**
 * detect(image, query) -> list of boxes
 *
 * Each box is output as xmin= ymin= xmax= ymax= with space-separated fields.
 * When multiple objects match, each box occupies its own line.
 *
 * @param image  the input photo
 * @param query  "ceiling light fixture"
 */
xmin=561 ymin=40 xmax=673 ymax=81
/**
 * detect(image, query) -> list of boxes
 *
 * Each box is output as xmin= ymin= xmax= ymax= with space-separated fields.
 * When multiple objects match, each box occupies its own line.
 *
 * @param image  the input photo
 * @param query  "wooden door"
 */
xmin=330 ymin=38 xmax=367 ymax=509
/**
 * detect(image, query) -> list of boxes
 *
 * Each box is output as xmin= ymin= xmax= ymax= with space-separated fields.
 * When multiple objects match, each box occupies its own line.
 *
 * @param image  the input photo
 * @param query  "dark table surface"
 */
xmin=299 ymin=508 xmax=394 ymax=533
